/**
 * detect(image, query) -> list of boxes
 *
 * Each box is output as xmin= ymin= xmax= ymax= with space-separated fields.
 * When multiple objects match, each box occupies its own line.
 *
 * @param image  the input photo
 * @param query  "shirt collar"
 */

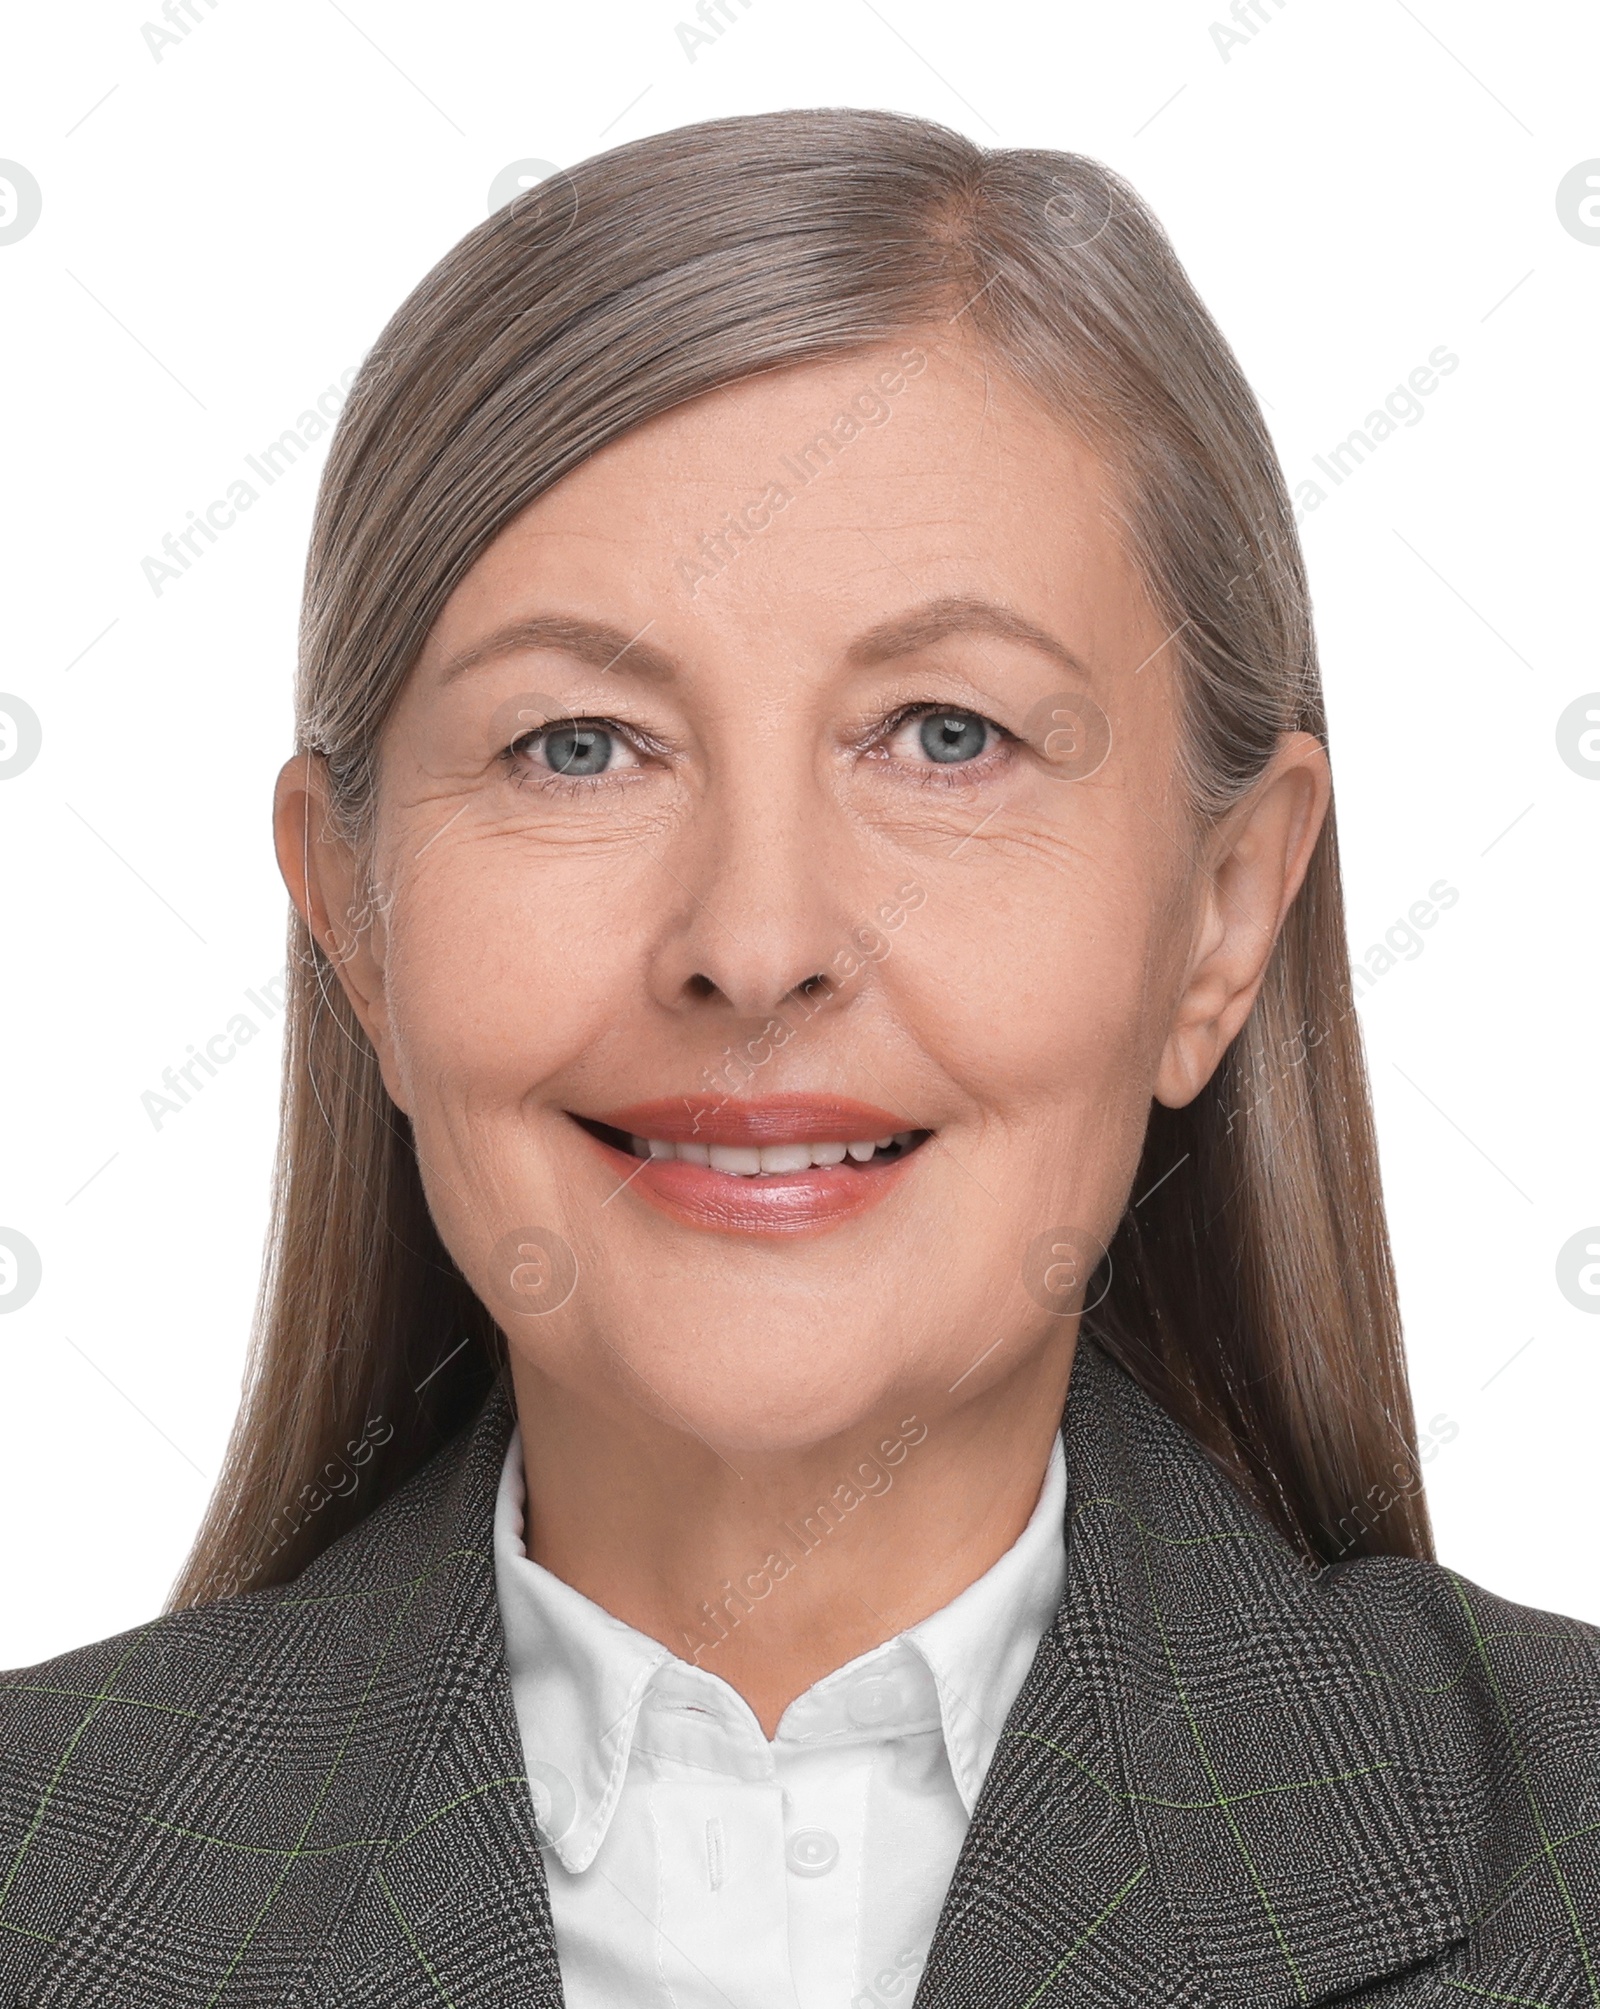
xmin=904 ymin=1431 xmax=1067 ymax=1812
xmin=493 ymin=1437 xmax=671 ymax=1872
xmin=493 ymin=1423 xmax=1067 ymax=1868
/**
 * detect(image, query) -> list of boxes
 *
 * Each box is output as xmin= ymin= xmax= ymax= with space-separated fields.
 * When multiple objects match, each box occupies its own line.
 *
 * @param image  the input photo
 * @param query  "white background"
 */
xmin=1 ymin=0 xmax=1595 ymax=1668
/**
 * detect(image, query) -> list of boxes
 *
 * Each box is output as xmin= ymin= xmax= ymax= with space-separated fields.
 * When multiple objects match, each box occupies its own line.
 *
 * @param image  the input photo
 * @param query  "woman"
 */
xmin=3 ymin=107 xmax=1596 ymax=2008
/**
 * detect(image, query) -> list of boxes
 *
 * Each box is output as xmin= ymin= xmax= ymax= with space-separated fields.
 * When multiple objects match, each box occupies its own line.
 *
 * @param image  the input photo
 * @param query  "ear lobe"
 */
xmin=1153 ymin=732 xmax=1331 ymax=1110
xmin=272 ymin=754 xmax=407 ymax=1110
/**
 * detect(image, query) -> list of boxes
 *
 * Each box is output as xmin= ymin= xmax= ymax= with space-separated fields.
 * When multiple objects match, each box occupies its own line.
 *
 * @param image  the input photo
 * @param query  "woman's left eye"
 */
xmin=887 ymin=708 xmax=1001 ymax=768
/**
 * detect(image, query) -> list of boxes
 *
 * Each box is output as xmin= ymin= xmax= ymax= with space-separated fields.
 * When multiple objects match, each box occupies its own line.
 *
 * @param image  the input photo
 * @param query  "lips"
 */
xmin=568 ymin=1095 xmax=930 ymax=1236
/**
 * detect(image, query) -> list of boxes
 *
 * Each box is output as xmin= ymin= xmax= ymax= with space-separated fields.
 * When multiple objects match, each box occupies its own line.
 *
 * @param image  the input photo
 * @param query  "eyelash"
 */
xmin=500 ymin=704 xmax=1015 ymax=793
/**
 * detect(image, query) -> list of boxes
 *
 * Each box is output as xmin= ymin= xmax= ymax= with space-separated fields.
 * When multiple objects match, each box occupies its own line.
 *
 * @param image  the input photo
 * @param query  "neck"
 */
xmin=508 ymin=1335 xmax=1076 ymax=1737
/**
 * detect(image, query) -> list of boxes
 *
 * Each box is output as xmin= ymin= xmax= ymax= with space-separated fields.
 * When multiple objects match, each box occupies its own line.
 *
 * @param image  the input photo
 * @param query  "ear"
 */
xmin=273 ymin=754 xmax=410 ymax=1114
xmin=1155 ymin=731 xmax=1331 ymax=1109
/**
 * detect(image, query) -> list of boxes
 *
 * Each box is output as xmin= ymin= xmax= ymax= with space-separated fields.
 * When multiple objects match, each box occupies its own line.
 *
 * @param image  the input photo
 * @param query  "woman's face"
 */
xmin=287 ymin=339 xmax=1324 ymax=1453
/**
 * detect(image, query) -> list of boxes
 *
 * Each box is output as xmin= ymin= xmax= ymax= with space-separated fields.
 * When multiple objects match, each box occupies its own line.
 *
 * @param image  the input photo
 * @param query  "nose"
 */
xmin=644 ymin=769 xmax=856 ymax=1022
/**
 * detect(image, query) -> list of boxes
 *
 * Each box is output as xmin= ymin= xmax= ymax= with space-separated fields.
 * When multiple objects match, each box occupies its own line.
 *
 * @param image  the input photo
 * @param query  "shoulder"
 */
xmin=1 ymin=1395 xmax=497 ymax=1754
xmin=2 ymin=1581 xmax=295 ymax=1775
xmin=0 ymin=1586 xmax=325 ymax=1975
xmin=1323 ymin=1545 xmax=1600 ymax=1717
xmin=0 ymin=1399 xmax=507 ymax=1982
xmin=1321 ymin=1550 xmax=1600 ymax=1903
xmin=0 ymin=1526 xmax=418 ymax=1832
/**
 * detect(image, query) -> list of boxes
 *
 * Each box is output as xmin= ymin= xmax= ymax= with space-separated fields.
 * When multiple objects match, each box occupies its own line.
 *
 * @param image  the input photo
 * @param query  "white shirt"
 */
xmin=493 ymin=1426 xmax=1067 ymax=2009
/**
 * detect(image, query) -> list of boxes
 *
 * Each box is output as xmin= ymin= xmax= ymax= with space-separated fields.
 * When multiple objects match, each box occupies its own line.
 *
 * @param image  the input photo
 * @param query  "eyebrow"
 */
xmin=434 ymin=594 xmax=1093 ymax=689
xmin=436 ymin=616 xmax=676 ymax=686
xmin=844 ymin=594 xmax=1094 ymax=683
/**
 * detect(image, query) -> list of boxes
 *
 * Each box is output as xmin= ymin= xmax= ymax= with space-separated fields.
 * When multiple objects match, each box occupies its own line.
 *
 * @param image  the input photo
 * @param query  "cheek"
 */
xmin=901 ymin=820 xmax=1176 ymax=1127
xmin=376 ymin=835 xmax=651 ymax=1099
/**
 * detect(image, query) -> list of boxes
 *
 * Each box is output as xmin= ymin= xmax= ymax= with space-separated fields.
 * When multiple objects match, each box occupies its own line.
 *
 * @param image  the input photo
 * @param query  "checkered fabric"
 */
xmin=3 ymin=1341 xmax=1597 ymax=2006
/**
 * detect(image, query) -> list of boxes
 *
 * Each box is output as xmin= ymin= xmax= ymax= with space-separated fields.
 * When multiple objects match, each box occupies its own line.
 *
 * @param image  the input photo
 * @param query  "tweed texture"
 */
xmin=2 ymin=1342 xmax=1597 ymax=2007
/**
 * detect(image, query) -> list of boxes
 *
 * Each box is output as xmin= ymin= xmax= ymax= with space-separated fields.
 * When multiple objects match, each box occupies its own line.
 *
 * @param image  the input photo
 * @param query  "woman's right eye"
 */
xmin=508 ymin=720 xmax=642 ymax=782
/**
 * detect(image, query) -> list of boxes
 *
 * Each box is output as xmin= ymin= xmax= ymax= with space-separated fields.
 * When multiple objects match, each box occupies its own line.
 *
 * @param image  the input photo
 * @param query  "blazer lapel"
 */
xmin=296 ymin=1383 xmax=565 ymax=2009
xmin=916 ymin=1343 xmax=1468 ymax=2009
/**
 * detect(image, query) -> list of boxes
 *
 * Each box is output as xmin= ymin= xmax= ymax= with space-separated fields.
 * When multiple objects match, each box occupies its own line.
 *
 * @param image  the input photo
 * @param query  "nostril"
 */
xmin=683 ymin=973 xmax=719 ymax=1001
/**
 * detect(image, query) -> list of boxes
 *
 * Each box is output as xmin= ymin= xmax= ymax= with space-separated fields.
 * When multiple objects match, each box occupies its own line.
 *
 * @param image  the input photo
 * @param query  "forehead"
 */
xmin=417 ymin=338 xmax=1158 ymax=687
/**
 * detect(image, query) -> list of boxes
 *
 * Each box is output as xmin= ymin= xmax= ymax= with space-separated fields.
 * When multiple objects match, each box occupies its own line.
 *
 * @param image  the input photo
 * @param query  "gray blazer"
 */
xmin=3 ymin=1341 xmax=1597 ymax=2007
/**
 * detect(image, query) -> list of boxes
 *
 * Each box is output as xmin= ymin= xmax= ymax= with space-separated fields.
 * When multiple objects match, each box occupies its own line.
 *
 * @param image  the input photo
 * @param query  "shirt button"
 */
xmin=786 ymin=1827 xmax=839 ymax=1877
xmin=525 ymin=1760 xmax=576 ymax=1844
xmin=847 ymin=1672 xmax=903 ymax=1727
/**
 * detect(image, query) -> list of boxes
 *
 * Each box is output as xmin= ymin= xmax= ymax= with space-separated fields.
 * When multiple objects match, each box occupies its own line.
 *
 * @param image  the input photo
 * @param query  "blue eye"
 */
xmin=505 ymin=716 xmax=649 ymax=790
xmin=917 ymin=711 xmax=990 ymax=764
xmin=537 ymin=723 xmax=614 ymax=775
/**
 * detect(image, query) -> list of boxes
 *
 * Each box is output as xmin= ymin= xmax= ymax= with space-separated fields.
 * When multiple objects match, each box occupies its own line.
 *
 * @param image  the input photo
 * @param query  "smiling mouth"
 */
xmin=571 ymin=1116 xmax=930 ymax=1176
xmin=565 ymin=1095 xmax=933 ymax=1233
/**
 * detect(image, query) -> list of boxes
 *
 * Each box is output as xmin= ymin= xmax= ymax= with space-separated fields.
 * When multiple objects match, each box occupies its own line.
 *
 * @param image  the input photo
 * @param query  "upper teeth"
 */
xmin=629 ymin=1133 xmax=915 ymax=1175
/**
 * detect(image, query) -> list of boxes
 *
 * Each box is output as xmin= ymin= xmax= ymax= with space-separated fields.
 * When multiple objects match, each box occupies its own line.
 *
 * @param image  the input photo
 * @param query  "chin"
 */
xmin=543 ymin=1311 xmax=930 ymax=1458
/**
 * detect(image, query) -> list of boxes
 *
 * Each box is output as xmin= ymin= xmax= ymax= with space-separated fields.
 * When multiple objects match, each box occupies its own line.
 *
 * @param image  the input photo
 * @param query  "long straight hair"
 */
xmin=170 ymin=107 xmax=1429 ymax=1609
